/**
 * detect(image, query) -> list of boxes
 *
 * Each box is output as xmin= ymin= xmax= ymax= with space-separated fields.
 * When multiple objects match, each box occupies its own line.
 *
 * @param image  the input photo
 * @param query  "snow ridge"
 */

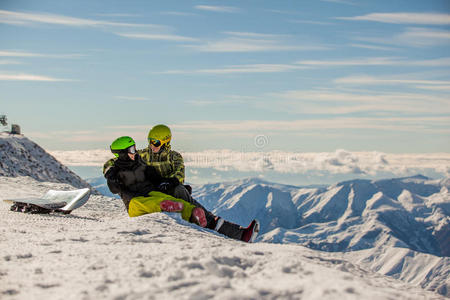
xmin=0 ymin=132 xmax=91 ymax=189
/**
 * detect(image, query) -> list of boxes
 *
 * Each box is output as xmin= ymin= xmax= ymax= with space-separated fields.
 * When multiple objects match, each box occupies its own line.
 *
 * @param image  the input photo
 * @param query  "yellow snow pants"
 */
xmin=128 ymin=191 xmax=195 ymax=222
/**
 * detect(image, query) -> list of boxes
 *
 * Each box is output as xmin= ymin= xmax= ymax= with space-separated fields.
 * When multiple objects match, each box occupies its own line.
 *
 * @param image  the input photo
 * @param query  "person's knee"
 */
xmin=173 ymin=185 xmax=191 ymax=201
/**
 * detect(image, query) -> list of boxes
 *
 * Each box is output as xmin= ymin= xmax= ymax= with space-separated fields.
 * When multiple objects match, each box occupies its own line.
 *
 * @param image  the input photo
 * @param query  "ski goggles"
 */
xmin=111 ymin=145 xmax=136 ymax=156
xmin=149 ymin=138 xmax=162 ymax=147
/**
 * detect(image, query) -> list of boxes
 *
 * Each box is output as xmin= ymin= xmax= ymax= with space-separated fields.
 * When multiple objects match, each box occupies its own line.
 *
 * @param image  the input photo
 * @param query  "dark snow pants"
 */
xmin=172 ymin=184 xmax=244 ymax=240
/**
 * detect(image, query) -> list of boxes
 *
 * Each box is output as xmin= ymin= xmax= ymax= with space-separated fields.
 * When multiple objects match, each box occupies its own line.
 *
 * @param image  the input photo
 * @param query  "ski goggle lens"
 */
xmin=149 ymin=139 xmax=161 ymax=147
xmin=128 ymin=145 xmax=136 ymax=154
xmin=111 ymin=145 xmax=136 ymax=156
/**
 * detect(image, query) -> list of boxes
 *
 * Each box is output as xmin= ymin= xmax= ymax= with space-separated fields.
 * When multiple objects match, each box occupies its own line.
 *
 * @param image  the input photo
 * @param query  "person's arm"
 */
xmin=103 ymin=158 xmax=116 ymax=175
xmin=104 ymin=166 xmax=122 ymax=194
xmin=104 ymin=165 xmax=134 ymax=197
xmin=170 ymin=150 xmax=185 ymax=184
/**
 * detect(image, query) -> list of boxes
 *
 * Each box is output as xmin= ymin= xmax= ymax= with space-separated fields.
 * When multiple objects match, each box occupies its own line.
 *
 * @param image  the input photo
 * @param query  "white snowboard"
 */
xmin=4 ymin=188 xmax=91 ymax=213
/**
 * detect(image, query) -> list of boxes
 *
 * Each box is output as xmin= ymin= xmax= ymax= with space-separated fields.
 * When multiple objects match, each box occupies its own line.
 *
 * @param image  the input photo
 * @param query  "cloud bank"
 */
xmin=339 ymin=13 xmax=450 ymax=25
xmin=50 ymin=149 xmax=450 ymax=177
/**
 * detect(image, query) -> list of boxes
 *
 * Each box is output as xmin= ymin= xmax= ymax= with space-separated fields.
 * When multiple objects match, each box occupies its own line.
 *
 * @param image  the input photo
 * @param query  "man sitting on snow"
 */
xmin=103 ymin=136 xmax=259 ymax=243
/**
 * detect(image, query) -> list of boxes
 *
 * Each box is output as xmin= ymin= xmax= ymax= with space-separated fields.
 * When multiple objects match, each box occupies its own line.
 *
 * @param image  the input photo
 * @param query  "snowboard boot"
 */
xmin=214 ymin=218 xmax=245 ymax=240
xmin=159 ymin=200 xmax=184 ymax=212
xmin=241 ymin=220 xmax=260 ymax=243
xmin=10 ymin=202 xmax=52 ymax=214
xmin=190 ymin=207 xmax=207 ymax=228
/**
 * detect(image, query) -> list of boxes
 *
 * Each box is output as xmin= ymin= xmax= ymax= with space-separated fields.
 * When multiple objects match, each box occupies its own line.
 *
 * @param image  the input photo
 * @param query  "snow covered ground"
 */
xmin=1 ymin=133 xmax=448 ymax=298
xmin=0 ymin=176 xmax=445 ymax=300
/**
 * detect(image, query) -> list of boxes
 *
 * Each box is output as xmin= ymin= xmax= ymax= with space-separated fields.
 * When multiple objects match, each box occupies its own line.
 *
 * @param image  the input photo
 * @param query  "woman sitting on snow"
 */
xmin=103 ymin=136 xmax=259 ymax=243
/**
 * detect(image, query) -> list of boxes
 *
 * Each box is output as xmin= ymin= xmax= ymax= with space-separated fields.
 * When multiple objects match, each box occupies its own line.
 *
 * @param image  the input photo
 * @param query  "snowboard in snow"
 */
xmin=3 ymin=188 xmax=91 ymax=214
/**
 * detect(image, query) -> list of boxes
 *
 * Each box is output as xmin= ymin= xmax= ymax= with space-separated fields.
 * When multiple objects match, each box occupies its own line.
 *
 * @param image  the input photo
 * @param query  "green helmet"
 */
xmin=148 ymin=124 xmax=171 ymax=148
xmin=110 ymin=136 xmax=136 ymax=158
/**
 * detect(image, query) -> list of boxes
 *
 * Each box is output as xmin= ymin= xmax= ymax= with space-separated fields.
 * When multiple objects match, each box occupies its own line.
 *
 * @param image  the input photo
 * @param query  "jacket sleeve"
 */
xmin=103 ymin=158 xmax=116 ymax=175
xmin=170 ymin=151 xmax=185 ymax=184
xmin=106 ymin=177 xmax=121 ymax=194
xmin=104 ymin=163 xmax=132 ymax=196
xmin=104 ymin=164 xmax=121 ymax=194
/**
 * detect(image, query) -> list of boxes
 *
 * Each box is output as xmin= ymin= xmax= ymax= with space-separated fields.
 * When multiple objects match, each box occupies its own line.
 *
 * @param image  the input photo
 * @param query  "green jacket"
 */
xmin=103 ymin=145 xmax=185 ymax=184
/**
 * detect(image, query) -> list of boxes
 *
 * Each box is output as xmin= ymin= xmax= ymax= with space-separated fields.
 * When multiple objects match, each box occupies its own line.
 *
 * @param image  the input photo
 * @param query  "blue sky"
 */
xmin=1 ymin=0 xmax=449 ymax=155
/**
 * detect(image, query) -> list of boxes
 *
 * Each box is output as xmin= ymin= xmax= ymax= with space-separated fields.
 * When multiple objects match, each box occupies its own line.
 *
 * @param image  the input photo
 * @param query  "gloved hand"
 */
xmin=158 ymin=178 xmax=179 ymax=193
xmin=158 ymin=182 xmax=172 ymax=193
xmin=105 ymin=168 xmax=120 ymax=186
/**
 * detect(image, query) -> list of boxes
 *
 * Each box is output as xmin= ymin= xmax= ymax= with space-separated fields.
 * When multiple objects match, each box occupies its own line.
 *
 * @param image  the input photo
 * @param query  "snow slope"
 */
xmin=0 ymin=132 xmax=91 ymax=189
xmin=0 ymin=176 xmax=444 ymax=300
xmin=192 ymin=176 xmax=450 ymax=296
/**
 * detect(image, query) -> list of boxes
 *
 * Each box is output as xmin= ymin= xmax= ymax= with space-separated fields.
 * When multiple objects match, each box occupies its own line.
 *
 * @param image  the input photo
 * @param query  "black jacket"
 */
xmin=105 ymin=155 xmax=161 ymax=209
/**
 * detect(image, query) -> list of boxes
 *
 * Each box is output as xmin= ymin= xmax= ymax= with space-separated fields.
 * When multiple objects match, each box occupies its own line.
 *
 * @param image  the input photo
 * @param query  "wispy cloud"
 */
xmin=268 ymin=89 xmax=450 ymax=115
xmin=0 ymin=60 xmax=22 ymax=65
xmin=414 ymin=85 xmax=450 ymax=91
xmin=184 ymin=31 xmax=328 ymax=52
xmin=161 ymin=63 xmax=308 ymax=75
xmin=171 ymin=117 xmax=450 ymax=133
xmin=29 ymin=130 xmax=134 ymax=144
xmin=93 ymin=13 xmax=141 ymax=18
xmin=0 ymin=9 xmax=162 ymax=29
xmin=115 ymin=32 xmax=198 ymax=42
xmin=396 ymin=27 xmax=450 ymax=47
xmin=161 ymin=57 xmax=450 ymax=74
xmin=0 ymin=73 xmax=71 ymax=81
xmin=0 ymin=50 xmax=85 ymax=59
xmin=321 ymin=0 xmax=357 ymax=5
xmin=353 ymin=27 xmax=450 ymax=48
xmin=296 ymin=57 xmax=450 ymax=67
xmin=223 ymin=32 xmax=289 ymax=38
xmin=297 ymin=57 xmax=398 ymax=66
xmin=267 ymin=9 xmax=301 ymax=15
xmin=160 ymin=11 xmax=197 ymax=17
xmin=334 ymin=75 xmax=450 ymax=92
xmin=0 ymin=50 xmax=47 ymax=57
xmin=338 ymin=12 xmax=450 ymax=25
xmin=101 ymin=116 xmax=449 ymax=134
xmin=115 ymin=96 xmax=151 ymax=101
xmin=187 ymin=95 xmax=255 ymax=106
xmin=289 ymin=20 xmax=333 ymax=25
xmin=334 ymin=75 xmax=450 ymax=86
xmin=349 ymin=43 xmax=399 ymax=51
xmin=194 ymin=5 xmax=240 ymax=13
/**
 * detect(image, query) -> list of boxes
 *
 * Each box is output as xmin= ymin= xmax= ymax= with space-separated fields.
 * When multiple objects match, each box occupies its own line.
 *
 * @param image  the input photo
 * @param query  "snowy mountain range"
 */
xmin=193 ymin=176 xmax=449 ymax=255
xmin=1 ymin=132 xmax=448 ymax=297
xmin=192 ymin=176 xmax=450 ymax=296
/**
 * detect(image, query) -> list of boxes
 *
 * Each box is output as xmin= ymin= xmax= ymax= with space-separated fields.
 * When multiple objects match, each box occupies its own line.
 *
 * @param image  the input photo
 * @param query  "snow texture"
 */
xmin=0 ymin=176 xmax=445 ymax=300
